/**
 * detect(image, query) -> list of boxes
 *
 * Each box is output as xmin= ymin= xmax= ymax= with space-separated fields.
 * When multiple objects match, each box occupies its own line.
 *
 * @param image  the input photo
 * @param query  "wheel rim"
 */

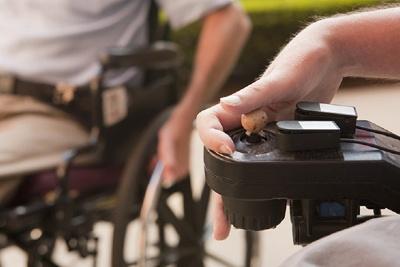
xmin=112 ymin=108 xmax=259 ymax=267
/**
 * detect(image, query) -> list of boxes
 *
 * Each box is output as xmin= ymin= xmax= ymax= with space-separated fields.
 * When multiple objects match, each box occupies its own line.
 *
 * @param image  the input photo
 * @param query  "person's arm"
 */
xmin=196 ymin=7 xmax=400 ymax=240
xmin=198 ymin=6 xmax=400 ymax=154
xmin=176 ymin=3 xmax=251 ymax=119
xmin=159 ymin=3 xmax=251 ymax=181
xmin=326 ymin=7 xmax=400 ymax=79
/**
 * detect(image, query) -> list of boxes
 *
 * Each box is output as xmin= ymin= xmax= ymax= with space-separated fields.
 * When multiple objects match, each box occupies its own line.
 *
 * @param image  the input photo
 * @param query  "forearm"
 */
xmin=177 ymin=3 xmax=251 ymax=119
xmin=323 ymin=7 xmax=400 ymax=79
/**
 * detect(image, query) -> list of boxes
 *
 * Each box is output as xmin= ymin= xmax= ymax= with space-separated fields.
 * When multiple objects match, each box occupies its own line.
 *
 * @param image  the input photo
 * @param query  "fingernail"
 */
xmin=220 ymin=95 xmax=241 ymax=106
xmin=219 ymin=145 xmax=233 ymax=155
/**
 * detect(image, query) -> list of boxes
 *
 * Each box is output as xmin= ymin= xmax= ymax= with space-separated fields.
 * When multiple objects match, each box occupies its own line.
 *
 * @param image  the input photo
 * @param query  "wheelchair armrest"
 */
xmin=60 ymin=137 xmax=101 ymax=171
xmin=100 ymin=41 xmax=183 ymax=70
xmin=56 ymin=136 xmax=102 ymax=190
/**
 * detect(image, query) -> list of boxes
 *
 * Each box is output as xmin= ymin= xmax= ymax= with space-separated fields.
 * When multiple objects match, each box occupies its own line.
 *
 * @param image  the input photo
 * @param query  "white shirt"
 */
xmin=0 ymin=0 xmax=231 ymax=85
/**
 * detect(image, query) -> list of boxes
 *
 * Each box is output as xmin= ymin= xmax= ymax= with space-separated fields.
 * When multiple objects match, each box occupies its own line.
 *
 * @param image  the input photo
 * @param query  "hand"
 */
xmin=196 ymin=19 xmax=345 ymax=240
xmin=158 ymin=105 xmax=194 ymax=183
xmin=212 ymin=192 xmax=231 ymax=240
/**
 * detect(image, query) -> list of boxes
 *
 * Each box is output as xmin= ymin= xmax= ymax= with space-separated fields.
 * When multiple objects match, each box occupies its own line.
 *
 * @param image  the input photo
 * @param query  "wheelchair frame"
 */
xmin=110 ymin=108 xmax=259 ymax=267
xmin=0 ymin=47 xmax=182 ymax=267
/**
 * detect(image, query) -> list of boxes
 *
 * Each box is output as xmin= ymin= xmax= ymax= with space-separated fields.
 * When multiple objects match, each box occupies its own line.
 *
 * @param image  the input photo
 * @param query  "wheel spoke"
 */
xmin=157 ymin=199 xmax=198 ymax=244
xmin=245 ymin=231 xmax=260 ymax=267
xmin=197 ymin=183 xmax=210 ymax=229
xmin=180 ymin=178 xmax=199 ymax=232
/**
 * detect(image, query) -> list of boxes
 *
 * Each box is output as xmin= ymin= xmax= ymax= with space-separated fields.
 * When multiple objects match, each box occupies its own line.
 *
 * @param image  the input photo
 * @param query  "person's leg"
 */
xmin=0 ymin=95 xmax=90 ymax=202
xmin=280 ymin=216 xmax=400 ymax=267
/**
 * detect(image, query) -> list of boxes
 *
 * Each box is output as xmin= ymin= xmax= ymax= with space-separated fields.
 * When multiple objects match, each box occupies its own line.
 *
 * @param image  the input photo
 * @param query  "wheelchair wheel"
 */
xmin=112 ymin=108 xmax=260 ymax=267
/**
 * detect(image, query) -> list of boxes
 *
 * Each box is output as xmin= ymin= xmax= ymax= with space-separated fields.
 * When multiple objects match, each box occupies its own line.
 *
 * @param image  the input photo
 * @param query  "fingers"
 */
xmin=197 ymin=68 xmax=301 ymax=154
xmin=213 ymin=192 xmax=231 ymax=240
xmin=219 ymin=78 xmax=277 ymax=114
xmin=196 ymin=80 xmax=282 ymax=154
xmin=196 ymin=104 xmax=240 ymax=153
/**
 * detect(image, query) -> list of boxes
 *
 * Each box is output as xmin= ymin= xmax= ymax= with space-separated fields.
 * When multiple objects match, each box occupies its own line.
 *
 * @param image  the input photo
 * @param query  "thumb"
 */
xmin=220 ymin=75 xmax=289 ymax=116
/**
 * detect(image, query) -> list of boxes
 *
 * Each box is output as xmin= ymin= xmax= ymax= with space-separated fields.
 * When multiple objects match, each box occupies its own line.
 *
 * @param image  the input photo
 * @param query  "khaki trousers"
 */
xmin=0 ymin=95 xmax=89 ymax=202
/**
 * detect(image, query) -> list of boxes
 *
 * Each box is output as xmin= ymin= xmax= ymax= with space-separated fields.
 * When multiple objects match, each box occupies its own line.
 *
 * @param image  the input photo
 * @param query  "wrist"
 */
xmin=171 ymin=103 xmax=197 ymax=127
xmin=175 ymin=92 xmax=203 ymax=119
xmin=311 ymin=17 xmax=357 ymax=77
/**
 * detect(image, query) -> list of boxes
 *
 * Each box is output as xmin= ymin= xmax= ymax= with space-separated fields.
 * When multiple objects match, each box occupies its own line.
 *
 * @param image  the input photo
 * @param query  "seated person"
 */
xmin=0 ymin=1 xmax=250 ymax=202
xmin=196 ymin=6 xmax=400 ymax=267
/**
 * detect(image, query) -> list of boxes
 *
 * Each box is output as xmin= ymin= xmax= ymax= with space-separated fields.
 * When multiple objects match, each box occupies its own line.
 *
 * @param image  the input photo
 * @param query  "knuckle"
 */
xmin=195 ymin=112 xmax=205 ymax=125
xmin=196 ymin=109 xmax=211 ymax=122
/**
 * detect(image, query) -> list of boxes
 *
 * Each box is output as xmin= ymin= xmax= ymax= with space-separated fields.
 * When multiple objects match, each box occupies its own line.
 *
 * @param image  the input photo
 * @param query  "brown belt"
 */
xmin=0 ymin=74 xmax=94 ymax=127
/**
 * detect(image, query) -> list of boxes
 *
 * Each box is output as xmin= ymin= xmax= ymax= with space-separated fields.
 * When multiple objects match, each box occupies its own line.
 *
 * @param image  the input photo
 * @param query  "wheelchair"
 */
xmin=0 ymin=3 xmax=259 ymax=267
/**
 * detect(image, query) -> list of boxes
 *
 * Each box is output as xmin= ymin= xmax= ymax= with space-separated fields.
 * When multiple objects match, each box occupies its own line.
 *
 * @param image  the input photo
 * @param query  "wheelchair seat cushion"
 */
xmin=11 ymin=165 xmax=122 ymax=204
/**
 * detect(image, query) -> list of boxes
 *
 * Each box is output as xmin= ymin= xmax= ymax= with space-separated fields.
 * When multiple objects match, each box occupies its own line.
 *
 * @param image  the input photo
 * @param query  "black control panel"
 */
xmin=204 ymin=102 xmax=400 ymax=244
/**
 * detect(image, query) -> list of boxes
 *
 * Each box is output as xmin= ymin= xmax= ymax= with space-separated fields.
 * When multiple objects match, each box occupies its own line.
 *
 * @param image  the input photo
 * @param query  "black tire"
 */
xmin=112 ymin=108 xmax=259 ymax=267
xmin=112 ymin=108 xmax=172 ymax=267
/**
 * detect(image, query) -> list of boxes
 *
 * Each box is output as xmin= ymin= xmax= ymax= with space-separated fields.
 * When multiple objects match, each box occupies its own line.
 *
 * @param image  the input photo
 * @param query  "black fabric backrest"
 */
xmin=148 ymin=0 xmax=159 ymax=43
xmin=147 ymin=0 xmax=171 ymax=43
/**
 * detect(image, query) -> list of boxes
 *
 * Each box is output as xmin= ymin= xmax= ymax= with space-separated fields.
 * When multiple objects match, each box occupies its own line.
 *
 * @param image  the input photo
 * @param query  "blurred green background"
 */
xmin=171 ymin=0 xmax=395 ymax=91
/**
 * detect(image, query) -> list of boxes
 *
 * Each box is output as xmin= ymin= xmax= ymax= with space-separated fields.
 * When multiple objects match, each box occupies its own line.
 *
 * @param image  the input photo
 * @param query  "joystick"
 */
xmin=241 ymin=109 xmax=268 ymax=135
xmin=204 ymin=102 xmax=400 ymax=244
xmin=241 ymin=109 xmax=268 ymax=144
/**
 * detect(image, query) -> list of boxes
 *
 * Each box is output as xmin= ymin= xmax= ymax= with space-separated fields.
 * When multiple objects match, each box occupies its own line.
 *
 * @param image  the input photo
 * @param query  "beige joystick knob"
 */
xmin=241 ymin=109 xmax=268 ymax=136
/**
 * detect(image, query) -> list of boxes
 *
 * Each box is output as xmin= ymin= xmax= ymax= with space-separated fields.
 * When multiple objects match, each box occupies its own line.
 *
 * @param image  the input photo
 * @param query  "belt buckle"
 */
xmin=0 ymin=74 xmax=15 ymax=93
xmin=54 ymin=82 xmax=76 ymax=105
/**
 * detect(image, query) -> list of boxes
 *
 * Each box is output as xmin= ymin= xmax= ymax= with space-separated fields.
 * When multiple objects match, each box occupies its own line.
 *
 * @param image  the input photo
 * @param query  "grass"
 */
xmin=242 ymin=0 xmax=386 ymax=12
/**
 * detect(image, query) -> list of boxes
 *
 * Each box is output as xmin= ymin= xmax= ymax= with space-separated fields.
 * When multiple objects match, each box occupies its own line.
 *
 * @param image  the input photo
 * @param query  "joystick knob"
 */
xmin=241 ymin=109 xmax=268 ymax=143
xmin=241 ymin=109 xmax=268 ymax=136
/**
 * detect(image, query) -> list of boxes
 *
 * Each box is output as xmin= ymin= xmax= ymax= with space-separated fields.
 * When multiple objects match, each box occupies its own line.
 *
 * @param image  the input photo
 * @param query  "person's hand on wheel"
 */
xmin=158 ymin=105 xmax=194 ymax=183
xmin=196 ymin=19 xmax=346 ymax=240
